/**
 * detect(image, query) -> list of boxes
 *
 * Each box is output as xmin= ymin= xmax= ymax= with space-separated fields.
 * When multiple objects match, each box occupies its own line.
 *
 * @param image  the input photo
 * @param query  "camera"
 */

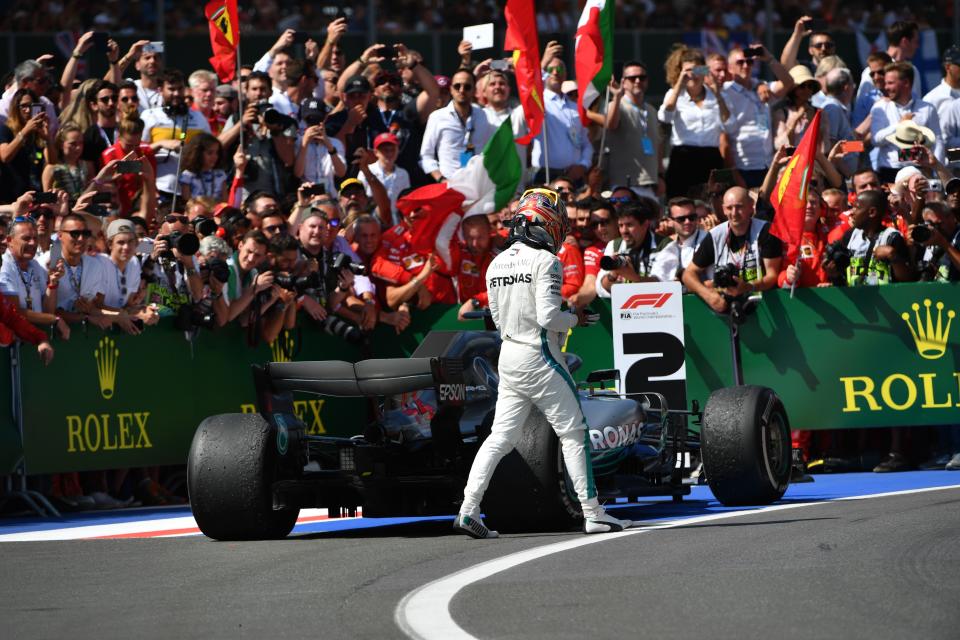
xmin=823 ymin=240 xmax=852 ymax=285
xmin=743 ymin=46 xmax=764 ymax=58
xmin=910 ymin=224 xmax=933 ymax=244
xmin=157 ymin=231 xmax=200 ymax=260
xmin=274 ymin=271 xmax=324 ymax=295
xmin=174 ymin=301 xmax=217 ymax=331
xmin=200 ymin=257 xmax=230 ymax=284
xmin=600 ymin=255 xmax=628 ymax=270
xmin=192 ymin=216 xmax=219 ymax=237
xmin=162 ymin=101 xmax=189 ymax=118
xmin=322 ymin=315 xmax=363 ymax=344
xmin=712 ymin=263 xmax=740 ymax=289
xmin=256 ymin=101 xmax=297 ymax=130
xmin=323 ymin=252 xmax=367 ymax=294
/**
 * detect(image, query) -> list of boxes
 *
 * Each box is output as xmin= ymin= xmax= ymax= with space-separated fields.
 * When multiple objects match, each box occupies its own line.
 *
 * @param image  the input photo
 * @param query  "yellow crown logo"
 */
xmin=901 ymin=299 xmax=955 ymax=360
xmin=270 ymin=331 xmax=296 ymax=363
xmin=94 ymin=336 xmax=119 ymax=399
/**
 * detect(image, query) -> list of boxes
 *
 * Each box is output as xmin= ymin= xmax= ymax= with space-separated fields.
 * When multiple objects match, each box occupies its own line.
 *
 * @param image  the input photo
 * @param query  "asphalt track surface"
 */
xmin=2 ymin=472 xmax=959 ymax=640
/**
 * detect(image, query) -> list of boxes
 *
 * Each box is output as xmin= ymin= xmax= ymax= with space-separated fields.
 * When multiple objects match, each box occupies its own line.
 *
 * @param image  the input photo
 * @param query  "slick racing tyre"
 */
xmin=482 ymin=409 xmax=581 ymax=532
xmin=701 ymin=385 xmax=791 ymax=506
xmin=187 ymin=413 xmax=299 ymax=540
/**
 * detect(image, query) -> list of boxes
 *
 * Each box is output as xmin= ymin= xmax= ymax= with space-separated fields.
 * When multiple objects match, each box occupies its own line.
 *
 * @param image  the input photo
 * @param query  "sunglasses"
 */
xmin=869 ymin=69 xmax=885 ymax=77
xmin=608 ymin=196 xmax=632 ymax=204
xmin=327 ymin=218 xmax=341 ymax=228
xmin=118 ymin=275 xmax=127 ymax=297
xmin=98 ymin=95 xmax=118 ymax=104
xmin=546 ymin=66 xmax=564 ymax=74
xmin=451 ymin=83 xmax=473 ymax=91
xmin=623 ymin=75 xmax=648 ymax=82
xmin=590 ymin=218 xmax=612 ymax=227
xmin=120 ymin=95 xmax=140 ymax=103
xmin=165 ymin=214 xmax=188 ymax=224
xmin=377 ymin=77 xmax=402 ymax=86
xmin=733 ymin=59 xmax=753 ymax=66
xmin=811 ymin=42 xmax=835 ymax=49
xmin=264 ymin=223 xmax=287 ymax=234
xmin=65 ymin=229 xmax=93 ymax=240
xmin=672 ymin=214 xmax=698 ymax=223
xmin=13 ymin=215 xmax=37 ymax=225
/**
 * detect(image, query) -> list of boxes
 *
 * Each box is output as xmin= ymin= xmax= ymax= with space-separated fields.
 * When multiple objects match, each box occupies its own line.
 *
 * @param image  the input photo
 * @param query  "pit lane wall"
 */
xmin=4 ymin=282 xmax=959 ymax=474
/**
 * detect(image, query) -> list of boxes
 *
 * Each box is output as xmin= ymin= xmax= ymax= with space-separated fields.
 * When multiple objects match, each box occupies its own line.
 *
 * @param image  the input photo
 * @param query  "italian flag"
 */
xmin=575 ymin=0 xmax=615 ymax=126
xmin=397 ymin=120 xmax=521 ymax=271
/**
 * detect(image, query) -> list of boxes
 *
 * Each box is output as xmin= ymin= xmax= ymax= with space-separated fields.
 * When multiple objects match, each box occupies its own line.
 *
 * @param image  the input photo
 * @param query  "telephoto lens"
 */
xmin=599 ymin=255 xmax=627 ymax=270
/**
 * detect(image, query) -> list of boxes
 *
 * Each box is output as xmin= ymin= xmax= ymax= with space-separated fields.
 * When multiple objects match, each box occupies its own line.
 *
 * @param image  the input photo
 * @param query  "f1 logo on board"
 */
xmin=621 ymin=293 xmax=672 ymax=309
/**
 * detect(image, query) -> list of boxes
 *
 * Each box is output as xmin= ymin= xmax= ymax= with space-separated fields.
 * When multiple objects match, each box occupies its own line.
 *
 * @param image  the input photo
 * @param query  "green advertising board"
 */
xmin=11 ymin=281 xmax=960 ymax=475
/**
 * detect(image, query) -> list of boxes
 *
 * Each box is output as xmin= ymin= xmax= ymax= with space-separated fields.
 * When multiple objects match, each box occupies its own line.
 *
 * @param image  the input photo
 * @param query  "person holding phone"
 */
xmin=779 ymin=16 xmax=836 ymax=74
xmin=0 ymin=88 xmax=54 ymax=201
xmin=658 ymin=47 xmax=731 ymax=198
xmin=818 ymin=68 xmax=858 ymax=176
xmin=101 ymin=116 xmax=158 ymax=218
xmin=0 ymin=60 xmax=57 ymax=130
xmin=293 ymin=98 xmax=346 ymax=197
xmin=42 ymin=123 xmax=93 ymax=203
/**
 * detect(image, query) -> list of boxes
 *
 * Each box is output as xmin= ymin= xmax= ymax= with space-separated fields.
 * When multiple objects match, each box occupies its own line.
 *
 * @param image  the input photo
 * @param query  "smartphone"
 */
xmin=743 ymin=46 xmax=764 ymax=58
xmin=693 ymin=65 xmax=710 ymax=77
xmin=144 ymin=41 xmax=164 ymax=54
xmin=303 ymin=184 xmax=326 ymax=197
xmin=93 ymin=31 xmax=110 ymax=54
xmin=840 ymin=140 xmax=864 ymax=154
xmin=30 ymin=103 xmax=44 ymax=118
xmin=92 ymin=192 xmax=113 ymax=204
xmin=782 ymin=145 xmax=797 ymax=156
xmin=116 ymin=160 xmax=143 ymax=174
xmin=293 ymin=32 xmax=311 ymax=44
xmin=710 ymin=168 xmax=735 ymax=185
xmin=898 ymin=147 xmax=923 ymax=162
xmin=947 ymin=147 xmax=960 ymax=163
xmin=34 ymin=192 xmax=58 ymax=204
xmin=490 ymin=59 xmax=509 ymax=71
xmin=804 ymin=18 xmax=829 ymax=32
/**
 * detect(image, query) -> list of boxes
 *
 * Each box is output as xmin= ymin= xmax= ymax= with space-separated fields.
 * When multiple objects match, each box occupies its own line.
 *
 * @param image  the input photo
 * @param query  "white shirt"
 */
xmin=658 ymin=87 xmax=731 ymax=147
xmin=253 ymin=51 xmax=325 ymax=102
xmin=56 ymin=254 xmax=107 ymax=313
xmin=650 ymin=230 xmax=708 ymax=286
xmin=869 ymin=96 xmax=944 ymax=169
xmin=295 ymin=136 xmax=345 ymax=197
xmin=359 ymin=161 xmax=410 ymax=226
xmin=0 ymin=249 xmax=47 ymax=311
xmin=141 ymin=107 xmax=212 ymax=193
xmin=939 ymin=98 xmax=960 ymax=154
xmin=923 ymin=80 xmax=960 ymax=121
xmin=100 ymin=256 xmax=142 ymax=309
xmin=0 ymin=86 xmax=58 ymax=133
xmin=134 ymin=79 xmax=163 ymax=112
xmin=721 ymin=80 xmax=772 ymax=170
xmin=419 ymin=102 xmax=496 ymax=179
xmin=857 ymin=63 xmax=922 ymax=107
xmin=530 ymin=88 xmax=593 ymax=170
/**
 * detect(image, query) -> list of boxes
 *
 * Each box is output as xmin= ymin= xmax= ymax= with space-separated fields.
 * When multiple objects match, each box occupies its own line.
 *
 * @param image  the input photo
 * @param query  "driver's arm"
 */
xmin=535 ymin=255 xmax=578 ymax=333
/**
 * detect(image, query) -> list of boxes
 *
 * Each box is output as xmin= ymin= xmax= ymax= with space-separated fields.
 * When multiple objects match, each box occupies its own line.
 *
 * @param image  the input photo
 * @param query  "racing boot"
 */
xmin=454 ymin=512 xmax=499 ymax=539
xmin=583 ymin=511 xmax=634 ymax=534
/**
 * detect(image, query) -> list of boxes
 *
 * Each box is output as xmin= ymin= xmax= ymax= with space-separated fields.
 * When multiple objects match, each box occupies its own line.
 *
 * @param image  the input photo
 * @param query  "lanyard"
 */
xmin=98 ymin=125 xmax=115 ymax=147
xmin=65 ymin=261 xmax=83 ymax=296
xmin=19 ymin=266 xmax=33 ymax=309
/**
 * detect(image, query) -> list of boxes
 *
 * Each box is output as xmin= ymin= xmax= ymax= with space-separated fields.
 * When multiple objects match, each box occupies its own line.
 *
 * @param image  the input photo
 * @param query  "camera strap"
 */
xmin=858 ymin=233 xmax=878 ymax=283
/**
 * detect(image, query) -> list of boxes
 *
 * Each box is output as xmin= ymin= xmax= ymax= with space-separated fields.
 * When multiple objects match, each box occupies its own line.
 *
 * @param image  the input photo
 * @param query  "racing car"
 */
xmin=187 ymin=329 xmax=792 ymax=540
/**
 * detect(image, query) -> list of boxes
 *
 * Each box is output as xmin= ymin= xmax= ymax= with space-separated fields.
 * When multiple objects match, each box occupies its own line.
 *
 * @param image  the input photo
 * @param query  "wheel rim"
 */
xmin=761 ymin=412 xmax=790 ymax=486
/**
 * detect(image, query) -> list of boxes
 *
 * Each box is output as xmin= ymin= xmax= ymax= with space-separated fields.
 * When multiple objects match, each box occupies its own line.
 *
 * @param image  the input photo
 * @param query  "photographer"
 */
xmin=140 ymin=215 xmax=204 ymax=315
xmin=682 ymin=187 xmax=783 ymax=314
xmin=238 ymin=74 xmax=297 ymax=199
xmin=826 ymin=190 xmax=912 ymax=286
xmin=195 ymin=235 xmax=230 ymax=327
xmin=596 ymin=199 xmax=664 ymax=298
xmin=258 ymin=234 xmax=299 ymax=343
xmin=224 ymin=230 xmax=274 ymax=322
xmin=650 ymin=197 xmax=709 ymax=285
xmin=909 ymin=200 xmax=960 ymax=282
xmin=140 ymin=69 xmax=212 ymax=204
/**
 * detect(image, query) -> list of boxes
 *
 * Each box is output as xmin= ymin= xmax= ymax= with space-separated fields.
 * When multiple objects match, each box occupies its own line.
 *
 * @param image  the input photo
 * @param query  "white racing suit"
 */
xmin=460 ymin=242 xmax=605 ymax=520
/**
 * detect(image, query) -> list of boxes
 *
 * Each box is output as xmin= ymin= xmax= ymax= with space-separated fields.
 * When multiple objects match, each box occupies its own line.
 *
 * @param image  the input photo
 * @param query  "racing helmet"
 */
xmin=508 ymin=187 xmax=569 ymax=254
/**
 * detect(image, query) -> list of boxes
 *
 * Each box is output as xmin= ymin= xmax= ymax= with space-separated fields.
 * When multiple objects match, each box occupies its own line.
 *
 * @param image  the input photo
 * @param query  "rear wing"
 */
xmin=264 ymin=357 xmax=464 ymax=398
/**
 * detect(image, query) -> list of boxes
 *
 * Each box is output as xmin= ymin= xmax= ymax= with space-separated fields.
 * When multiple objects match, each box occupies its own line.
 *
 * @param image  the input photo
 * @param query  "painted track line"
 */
xmin=394 ymin=484 xmax=960 ymax=640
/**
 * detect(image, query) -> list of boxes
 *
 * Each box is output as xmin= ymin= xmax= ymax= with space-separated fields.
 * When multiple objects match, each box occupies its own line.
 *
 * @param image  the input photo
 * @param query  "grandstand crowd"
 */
xmin=0 ymin=9 xmax=959 ymax=512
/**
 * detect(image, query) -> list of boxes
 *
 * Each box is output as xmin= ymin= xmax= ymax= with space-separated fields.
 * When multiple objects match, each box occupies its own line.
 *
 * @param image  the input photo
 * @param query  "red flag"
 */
xmin=770 ymin=110 xmax=822 ymax=264
xmin=397 ymin=184 xmax=466 ymax=273
xmin=504 ymin=0 xmax=544 ymax=145
xmin=205 ymin=0 xmax=239 ymax=83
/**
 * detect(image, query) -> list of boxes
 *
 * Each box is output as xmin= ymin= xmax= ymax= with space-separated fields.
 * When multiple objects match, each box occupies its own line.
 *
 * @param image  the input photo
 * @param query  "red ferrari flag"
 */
xmin=770 ymin=109 xmax=822 ymax=264
xmin=205 ymin=0 xmax=240 ymax=82
xmin=504 ymin=0 xmax=544 ymax=145
xmin=396 ymin=183 xmax=466 ymax=273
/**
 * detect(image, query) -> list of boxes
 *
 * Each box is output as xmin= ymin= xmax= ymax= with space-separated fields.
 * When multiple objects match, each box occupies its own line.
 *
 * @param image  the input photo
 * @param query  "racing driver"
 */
xmin=454 ymin=188 xmax=634 ymax=538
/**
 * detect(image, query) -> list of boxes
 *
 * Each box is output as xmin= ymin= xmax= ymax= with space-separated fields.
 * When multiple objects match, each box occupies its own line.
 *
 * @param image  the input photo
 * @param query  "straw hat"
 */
xmin=884 ymin=120 xmax=936 ymax=149
xmin=788 ymin=65 xmax=821 ymax=92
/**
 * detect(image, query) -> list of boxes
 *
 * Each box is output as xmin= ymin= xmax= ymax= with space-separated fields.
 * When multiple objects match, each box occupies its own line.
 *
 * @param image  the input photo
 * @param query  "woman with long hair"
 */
xmin=178 ymin=132 xmax=229 ymax=202
xmin=658 ymin=47 xmax=731 ymax=198
xmin=773 ymin=66 xmax=831 ymax=151
xmin=58 ymin=77 xmax=99 ymax=131
xmin=0 ymin=88 xmax=55 ymax=200
xmin=41 ymin=123 xmax=93 ymax=203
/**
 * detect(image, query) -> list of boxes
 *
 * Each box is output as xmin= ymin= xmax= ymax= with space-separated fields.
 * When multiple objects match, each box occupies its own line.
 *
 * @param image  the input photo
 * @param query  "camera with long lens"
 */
xmin=157 ymin=231 xmax=199 ymax=260
xmin=173 ymin=301 xmax=217 ymax=331
xmin=324 ymin=252 xmax=367 ymax=292
xmin=599 ymin=254 xmax=628 ymax=270
xmin=322 ymin=315 xmax=363 ymax=344
xmin=162 ymin=101 xmax=189 ymax=118
xmin=255 ymin=100 xmax=297 ymax=130
xmin=712 ymin=263 xmax=740 ymax=289
xmin=200 ymin=257 xmax=230 ymax=284
xmin=274 ymin=270 xmax=324 ymax=295
xmin=910 ymin=224 xmax=934 ymax=244
xmin=822 ymin=240 xmax=852 ymax=284
xmin=192 ymin=216 xmax=219 ymax=237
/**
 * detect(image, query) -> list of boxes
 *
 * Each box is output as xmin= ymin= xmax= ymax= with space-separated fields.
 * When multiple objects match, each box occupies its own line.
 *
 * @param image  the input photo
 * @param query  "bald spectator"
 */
xmin=820 ymin=68 xmax=857 ymax=176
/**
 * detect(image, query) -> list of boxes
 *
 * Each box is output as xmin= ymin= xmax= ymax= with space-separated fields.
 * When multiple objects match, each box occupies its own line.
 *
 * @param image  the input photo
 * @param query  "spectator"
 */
xmin=293 ymin=98 xmax=346 ymax=197
xmin=81 ymin=80 xmax=119 ymax=164
xmin=0 ymin=214 xmax=69 ymax=338
xmin=570 ymin=198 xmax=617 ymax=307
xmin=219 ymin=70 xmax=271 ymax=149
xmin=271 ymin=57 xmax=317 ymax=120
xmin=211 ymin=85 xmax=236 ymax=135
xmin=420 ymin=69 xmax=495 ymax=182
xmin=0 ymin=89 xmax=54 ymax=201
xmin=600 ymin=61 xmax=663 ymax=196
xmin=870 ymin=63 xmax=942 ymax=183
xmin=321 ymin=69 xmax=341 ymax=111
xmin=43 ymin=212 xmax=111 ymax=328
xmin=117 ymin=80 xmax=142 ymax=119
xmin=59 ymin=78 xmax=99 ymax=133
xmin=558 ymin=223 xmax=584 ymax=299
xmin=42 ymin=123 xmax=92 ymax=203
xmin=773 ymin=66 xmax=828 ymax=151
xmin=682 ymin=187 xmax=783 ymax=313
xmin=358 ymin=133 xmax=409 ymax=225
xmin=780 ymin=16 xmax=837 ymax=73
xmin=133 ymin=45 xmax=165 ymax=112
xmin=223 ymin=229 xmax=275 ymax=322
xmin=481 ymin=69 xmax=528 ymax=181
xmin=178 ymin=133 xmax=228 ymax=202
xmin=596 ymin=199 xmax=663 ymax=298
xmin=0 ymin=60 xmax=58 ymax=128
xmin=455 ymin=214 xmax=495 ymax=319
xmin=243 ymin=191 xmax=280 ymax=229
xmin=911 ymin=199 xmax=960 ymax=282
xmin=188 ymin=70 xmax=219 ymax=134
xmin=258 ymin=233 xmax=300 ymax=343
xmin=723 ymin=45 xmax=794 ymax=188
xmin=659 ymin=47 xmax=731 ymax=198
xmin=196 ymin=234 xmax=231 ymax=327
xmin=140 ymin=214 xmax=203 ymax=314
xmin=650 ymin=196 xmax=709 ymax=284
xmin=828 ymin=189 xmax=912 ymax=286
xmin=141 ymin=69 xmax=212 ymax=203
xmin=531 ymin=53 xmax=592 ymax=184
xmin=923 ymin=46 xmax=960 ymax=128
xmin=820 ymin=68 xmax=857 ymax=176
xmin=101 ymin=116 xmax=158 ymax=219
xmin=99 ymin=219 xmax=158 ymax=333
xmin=937 ymin=89 xmax=960 ymax=153
xmin=855 ymin=21 xmax=923 ymax=107
xmin=778 ymin=189 xmax=832 ymax=289
xmin=233 ymin=77 xmax=296 ymax=201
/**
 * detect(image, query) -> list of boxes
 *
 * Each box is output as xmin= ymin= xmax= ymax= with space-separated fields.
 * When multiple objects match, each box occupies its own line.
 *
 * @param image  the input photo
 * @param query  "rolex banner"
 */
xmin=8 ymin=282 xmax=960 ymax=475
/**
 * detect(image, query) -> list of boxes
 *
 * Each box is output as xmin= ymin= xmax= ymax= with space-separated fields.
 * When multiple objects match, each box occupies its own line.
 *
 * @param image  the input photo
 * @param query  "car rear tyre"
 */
xmin=482 ymin=409 xmax=581 ymax=532
xmin=701 ymin=385 xmax=791 ymax=506
xmin=188 ymin=413 xmax=299 ymax=540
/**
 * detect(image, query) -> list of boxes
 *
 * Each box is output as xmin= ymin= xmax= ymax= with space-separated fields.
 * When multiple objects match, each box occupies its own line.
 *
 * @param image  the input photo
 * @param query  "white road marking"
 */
xmin=394 ymin=484 xmax=960 ymax=640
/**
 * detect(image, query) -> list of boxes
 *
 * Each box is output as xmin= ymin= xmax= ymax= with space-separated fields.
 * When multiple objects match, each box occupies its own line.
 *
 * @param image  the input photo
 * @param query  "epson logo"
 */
xmin=488 ymin=273 xmax=532 ymax=287
xmin=438 ymin=384 xmax=466 ymax=402
xmin=588 ymin=422 xmax=643 ymax=451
